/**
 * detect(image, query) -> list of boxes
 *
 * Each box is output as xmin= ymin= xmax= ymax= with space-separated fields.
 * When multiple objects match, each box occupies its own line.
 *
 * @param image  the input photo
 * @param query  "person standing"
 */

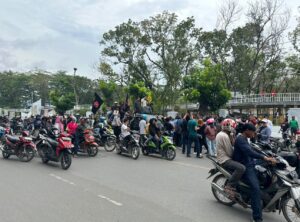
xmin=111 ymin=110 xmax=122 ymax=141
xmin=290 ymin=116 xmax=299 ymax=139
xmin=139 ymin=115 xmax=147 ymax=145
xmin=173 ymin=115 xmax=182 ymax=147
xmin=280 ymin=118 xmax=289 ymax=139
xmin=205 ymin=118 xmax=217 ymax=157
xmin=181 ymin=114 xmax=190 ymax=154
xmin=134 ymin=97 xmax=142 ymax=114
xmin=187 ymin=114 xmax=201 ymax=158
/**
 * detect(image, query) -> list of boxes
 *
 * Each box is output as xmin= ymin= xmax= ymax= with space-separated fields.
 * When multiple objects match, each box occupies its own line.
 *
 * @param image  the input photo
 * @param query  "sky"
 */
xmin=0 ymin=0 xmax=299 ymax=79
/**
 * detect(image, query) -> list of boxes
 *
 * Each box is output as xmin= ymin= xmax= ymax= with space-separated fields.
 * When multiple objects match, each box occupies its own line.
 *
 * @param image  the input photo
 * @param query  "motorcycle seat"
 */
xmin=46 ymin=138 xmax=59 ymax=147
xmin=6 ymin=135 xmax=20 ymax=143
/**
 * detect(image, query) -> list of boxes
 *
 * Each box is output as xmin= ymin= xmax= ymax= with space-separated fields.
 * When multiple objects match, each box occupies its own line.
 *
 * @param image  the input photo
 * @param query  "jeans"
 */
xmin=243 ymin=167 xmax=262 ymax=221
xmin=181 ymin=132 xmax=188 ymax=153
xmin=222 ymin=159 xmax=246 ymax=188
xmin=187 ymin=135 xmax=200 ymax=156
xmin=206 ymin=138 xmax=216 ymax=156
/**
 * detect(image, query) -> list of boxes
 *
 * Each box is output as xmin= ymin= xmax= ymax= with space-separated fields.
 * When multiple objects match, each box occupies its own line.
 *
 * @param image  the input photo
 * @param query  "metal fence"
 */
xmin=228 ymin=93 xmax=300 ymax=105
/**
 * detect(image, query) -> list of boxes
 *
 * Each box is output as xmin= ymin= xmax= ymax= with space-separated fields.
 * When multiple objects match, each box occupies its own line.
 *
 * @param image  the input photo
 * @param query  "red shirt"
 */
xmin=67 ymin=122 xmax=78 ymax=135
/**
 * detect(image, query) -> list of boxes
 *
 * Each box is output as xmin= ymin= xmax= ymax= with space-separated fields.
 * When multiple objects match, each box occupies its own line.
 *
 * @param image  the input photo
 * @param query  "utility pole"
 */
xmin=73 ymin=68 xmax=78 ymax=109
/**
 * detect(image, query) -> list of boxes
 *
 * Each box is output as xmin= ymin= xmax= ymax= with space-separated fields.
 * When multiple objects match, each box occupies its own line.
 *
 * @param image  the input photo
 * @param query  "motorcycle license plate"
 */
xmin=291 ymin=187 xmax=300 ymax=200
xmin=62 ymin=137 xmax=71 ymax=141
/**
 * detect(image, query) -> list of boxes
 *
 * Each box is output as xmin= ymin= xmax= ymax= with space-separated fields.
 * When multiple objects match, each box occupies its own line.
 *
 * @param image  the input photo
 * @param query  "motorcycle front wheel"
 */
xmin=165 ymin=147 xmax=176 ymax=161
xmin=60 ymin=152 xmax=72 ymax=170
xmin=18 ymin=146 xmax=35 ymax=162
xmin=282 ymin=197 xmax=300 ymax=222
xmin=104 ymin=137 xmax=116 ymax=152
xmin=87 ymin=144 xmax=98 ymax=157
xmin=131 ymin=146 xmax=140 ymax=160
xmin=211 ymin=174 xmax=235 ymax=206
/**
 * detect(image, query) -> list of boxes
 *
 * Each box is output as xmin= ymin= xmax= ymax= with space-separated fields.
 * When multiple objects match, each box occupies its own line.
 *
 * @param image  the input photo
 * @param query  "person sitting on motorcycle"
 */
xmin=66 ymin=116 xmax=78 ymax=136
xmin=73 ymin=118 xmax=88 ymax=155
xmin=257 ymin=119 xmax=271 ymax=143
xmin=148 ymin=118 xmax=161 ymax=149
xmin=233 ymin=123 xmax=276 ymax=222
xmin=216 ymin=119 xmax=246 ymax=200
xmin=120 ymin=118 xmax=131 ymax=148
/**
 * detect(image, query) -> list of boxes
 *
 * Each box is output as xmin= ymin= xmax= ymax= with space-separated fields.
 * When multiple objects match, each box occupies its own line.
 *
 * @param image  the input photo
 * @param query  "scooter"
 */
xmin=77 ymin=129 xmax=98 ymax=157
xmin=141 ymin=133 xmax=176 ymax=161
xmin=36 ymin=129 xmax=73 ymax=170
xmin=1 ymin=130 xmax=36 ymax=162
xmin=116 ymin=132 xmax=140 ymax=159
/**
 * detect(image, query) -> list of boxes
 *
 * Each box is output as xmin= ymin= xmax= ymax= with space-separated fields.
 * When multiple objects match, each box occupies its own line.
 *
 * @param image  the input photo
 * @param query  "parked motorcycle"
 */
xmin=77 ymin=129 xmax=98 ymax=157
xmin=141 ymin=133 xmax=176 ymax=161
xmin=208 ymin=143 xmax=300 ymax=222
xmin=1 ymin=131 xmax=36 ymax=162
xmin=36 ymin=129 xmax=73 ymax=170
xmin=94 ymin=126 xmax=117 ymax=152
xmin=116 ymin=132 xmax=140 ymax=159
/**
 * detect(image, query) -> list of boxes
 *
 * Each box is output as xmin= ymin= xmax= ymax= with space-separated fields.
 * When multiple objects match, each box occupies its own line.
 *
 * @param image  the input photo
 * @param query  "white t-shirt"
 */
xmin=141 ymin=98 xmax=147 ymax=107
xmin=121 ymin=124 xmax=130 ymax=138
xmin=139 ymin=119 xmax=147 ymax=135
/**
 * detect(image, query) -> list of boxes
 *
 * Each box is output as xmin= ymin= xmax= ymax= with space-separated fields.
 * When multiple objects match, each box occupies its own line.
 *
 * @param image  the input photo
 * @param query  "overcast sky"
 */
xmin=0 ymin=0 xmax=299 ymax=79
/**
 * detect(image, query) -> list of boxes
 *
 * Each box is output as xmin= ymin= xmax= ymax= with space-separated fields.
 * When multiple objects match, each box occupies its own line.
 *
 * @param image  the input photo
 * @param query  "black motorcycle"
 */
xmin=116 ymin=132 xmax=140 ymax=159
xmin=94 ymin=126 xmax=117 ymax=152
xmin=208 ymin=143 xmax=300 ymax=222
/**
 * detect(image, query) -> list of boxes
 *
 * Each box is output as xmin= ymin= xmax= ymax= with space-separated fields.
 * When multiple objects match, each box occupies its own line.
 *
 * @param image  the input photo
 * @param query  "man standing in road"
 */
xmin=233 ymin=123 xmax=276 ymax=222
xmin=187 ymin=114 xmax=201 ymax=158
xmin=290 ymin=116 xmax=299 ymax=139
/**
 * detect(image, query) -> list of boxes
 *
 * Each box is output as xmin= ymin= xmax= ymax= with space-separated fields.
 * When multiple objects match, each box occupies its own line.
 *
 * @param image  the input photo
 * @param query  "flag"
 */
xmin=91 ymin=93 xmax=103 ymax=114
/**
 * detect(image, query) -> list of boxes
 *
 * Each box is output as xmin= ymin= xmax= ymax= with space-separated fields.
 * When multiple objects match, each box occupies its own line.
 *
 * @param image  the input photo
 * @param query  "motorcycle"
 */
xmin=208 ymin=143 xmax=300 ymax=222
xmin=141 ymin=133 xmax=176 ymax=161
xmin=1 ymin=130 xmax=36 ymax=162
xmin=77 ymin=129 xmax=98 ymax=157
xmin=94 ymin=126 xmax=117 ymax=152
xmin=116 ymin=131 xmax=140 ymax=159
xmin=36 ymin=129 xmax=73 ymax=170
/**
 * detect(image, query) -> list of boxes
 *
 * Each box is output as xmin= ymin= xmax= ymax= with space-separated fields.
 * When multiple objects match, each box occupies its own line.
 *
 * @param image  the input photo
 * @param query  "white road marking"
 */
xmin=98 ymin=195 xmax=123 ymax=206
xmin=172 ymin=161 xmax=211 ymax=170
xmin=49 ymin=174 xmax=76 ymax=186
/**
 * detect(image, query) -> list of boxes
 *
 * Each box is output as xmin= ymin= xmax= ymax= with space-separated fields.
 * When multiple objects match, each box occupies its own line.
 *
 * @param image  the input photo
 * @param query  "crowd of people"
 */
xmin=1 ymin=110 xmax=300 ymax=222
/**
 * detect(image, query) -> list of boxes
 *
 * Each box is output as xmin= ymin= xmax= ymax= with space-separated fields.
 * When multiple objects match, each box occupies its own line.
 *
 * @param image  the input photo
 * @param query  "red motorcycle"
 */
xmin=77 ymin=129 xmax=98 ymax=157
xmin=1 ymin=131 xmax=36 ymax=162
xmin=37 ymin=129 xmax=73 ymax=170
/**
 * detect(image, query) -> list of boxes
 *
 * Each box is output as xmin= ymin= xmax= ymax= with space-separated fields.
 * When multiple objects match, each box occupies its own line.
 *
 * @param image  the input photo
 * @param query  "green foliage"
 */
xmin=128 ymin=82 xmax=152 ymax=99
xmin=99 ymin=80 xmax=118 ymax=106
xmin=49 ymin=90 xmax=75 ymax=115
xmin=0 ymin=70 xmax=97 ymax=109
xmin=183 ymin=59 xmax=231 ymax=111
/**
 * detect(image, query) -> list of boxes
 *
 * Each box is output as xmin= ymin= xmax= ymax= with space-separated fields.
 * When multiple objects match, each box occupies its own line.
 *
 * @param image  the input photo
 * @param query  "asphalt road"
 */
xmin=0 ymin=145 xmax=287 ymax=222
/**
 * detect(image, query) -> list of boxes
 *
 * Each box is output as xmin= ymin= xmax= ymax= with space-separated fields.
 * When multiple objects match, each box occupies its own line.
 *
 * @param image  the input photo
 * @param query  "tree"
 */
xmin=290 ymin=6 xmax=300 ymax=52
xmin=100 ymin=11 xmax=201 ymax=108
xmin=49 ymin=90 xmax=75 ymax=115
xmin=128 ymin=82 xmax=152 ymax=99
xmin=183 ymin=59 xmax=231 ymax=112
xmin=98 ymin=80 xmax=118 ymax=106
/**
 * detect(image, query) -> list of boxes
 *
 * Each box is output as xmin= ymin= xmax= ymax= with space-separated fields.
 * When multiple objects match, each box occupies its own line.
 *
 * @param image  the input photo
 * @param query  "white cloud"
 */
xmin=0 ymin=0 xmax=299 ymax=79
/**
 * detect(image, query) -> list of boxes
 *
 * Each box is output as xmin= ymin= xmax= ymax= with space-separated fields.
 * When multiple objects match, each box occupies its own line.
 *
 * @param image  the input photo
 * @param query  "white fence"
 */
xmin=228 ymin=93 xmax=300 ymax=105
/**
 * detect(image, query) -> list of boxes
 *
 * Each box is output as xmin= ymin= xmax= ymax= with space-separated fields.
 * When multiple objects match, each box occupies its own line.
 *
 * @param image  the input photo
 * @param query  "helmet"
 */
xmin=221 ymin=118 xmax=237 ymax=131
xmin=99 ymin=116 xmax=106 ymax=123
xmin=206 ymin=118 xmax=215 ymax=124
